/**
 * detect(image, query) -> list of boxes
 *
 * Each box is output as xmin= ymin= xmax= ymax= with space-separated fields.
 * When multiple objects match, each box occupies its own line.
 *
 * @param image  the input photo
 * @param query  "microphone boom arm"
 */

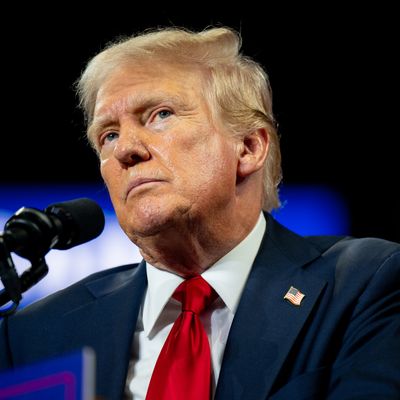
xmin=0 ymin=232 xmax=50 ymax=316
xmin=0 ymin=235 xmax=22 ymax=314
xmin=0 ymin=253 xmax=49 ymax=313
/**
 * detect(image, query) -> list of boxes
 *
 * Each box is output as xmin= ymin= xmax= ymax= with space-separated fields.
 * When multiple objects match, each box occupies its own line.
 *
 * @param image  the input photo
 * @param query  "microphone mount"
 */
xmin=0 ymin=232 xmax=49 ymax=317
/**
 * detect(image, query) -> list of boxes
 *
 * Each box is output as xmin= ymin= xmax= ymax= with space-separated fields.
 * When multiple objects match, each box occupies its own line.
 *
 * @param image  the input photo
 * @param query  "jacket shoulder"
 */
xmin=9 ymin=262 xmax=141 ymax=320
xmin=307 ymin=234 xmax=400 ymax=262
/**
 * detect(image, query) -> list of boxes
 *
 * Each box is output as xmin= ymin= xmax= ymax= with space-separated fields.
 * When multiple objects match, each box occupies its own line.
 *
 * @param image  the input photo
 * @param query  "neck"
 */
xmin=135 ymin=205 xmax=261 ymax=278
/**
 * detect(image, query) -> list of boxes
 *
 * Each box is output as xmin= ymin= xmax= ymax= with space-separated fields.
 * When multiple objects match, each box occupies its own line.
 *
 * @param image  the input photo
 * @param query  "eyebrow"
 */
xmin=87 ymin=93 xmax=194 ymax=143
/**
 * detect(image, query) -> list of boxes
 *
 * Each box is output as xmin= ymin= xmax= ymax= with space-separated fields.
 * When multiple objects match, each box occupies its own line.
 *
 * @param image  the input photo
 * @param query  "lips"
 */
xmin=125 ymin=177 xmax=164 ymax=198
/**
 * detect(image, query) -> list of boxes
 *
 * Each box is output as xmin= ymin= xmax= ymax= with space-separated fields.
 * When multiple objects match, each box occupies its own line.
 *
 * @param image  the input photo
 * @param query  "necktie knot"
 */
xmin=173 ymin=275 xmax=217 ymax=315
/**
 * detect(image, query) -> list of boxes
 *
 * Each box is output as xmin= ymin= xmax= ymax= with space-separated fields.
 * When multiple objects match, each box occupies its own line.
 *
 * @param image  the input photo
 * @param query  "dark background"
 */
xmin=1 ymin=7 xmax=398 ymax=242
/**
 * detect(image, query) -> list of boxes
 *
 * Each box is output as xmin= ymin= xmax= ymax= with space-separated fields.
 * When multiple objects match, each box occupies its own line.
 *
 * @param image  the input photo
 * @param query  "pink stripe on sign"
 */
xmin=0 ymin=371 xmax=76 ymax=399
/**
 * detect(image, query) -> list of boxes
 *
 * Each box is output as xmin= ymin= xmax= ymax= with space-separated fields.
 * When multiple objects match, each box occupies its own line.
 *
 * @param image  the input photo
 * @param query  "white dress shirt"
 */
xmin=125 ymin=213 xmax=266 ymax=399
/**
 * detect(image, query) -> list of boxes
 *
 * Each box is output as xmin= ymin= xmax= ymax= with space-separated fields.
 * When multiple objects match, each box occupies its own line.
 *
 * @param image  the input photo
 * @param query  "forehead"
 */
xmin=93 ymin=62 xmax=206 ymax=118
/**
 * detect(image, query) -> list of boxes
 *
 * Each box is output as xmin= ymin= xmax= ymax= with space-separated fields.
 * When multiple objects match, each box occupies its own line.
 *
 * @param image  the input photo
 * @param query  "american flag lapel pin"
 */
xmin=284 ymin=286 xmax=305 ymax=306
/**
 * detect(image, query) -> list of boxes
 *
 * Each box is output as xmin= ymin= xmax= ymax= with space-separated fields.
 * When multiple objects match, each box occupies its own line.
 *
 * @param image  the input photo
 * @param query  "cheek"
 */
xmin=178 ymin=141 xmax=237 ymax=199
xmin=207 ymin=152 xmax=237 ymax=190
xmin=100 ymin=161 xmax=112 ymax=188
xmin=100 ymin=159 xmax=122 ymax=200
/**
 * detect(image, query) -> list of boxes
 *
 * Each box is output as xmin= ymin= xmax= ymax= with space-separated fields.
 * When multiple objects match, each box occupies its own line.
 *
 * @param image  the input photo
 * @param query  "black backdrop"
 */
xmin=1 ymin=8 xmax=398 ymax=242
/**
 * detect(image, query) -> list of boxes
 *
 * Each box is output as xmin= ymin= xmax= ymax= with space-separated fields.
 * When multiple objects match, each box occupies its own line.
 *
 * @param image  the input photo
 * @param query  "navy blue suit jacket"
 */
xmin=1 ymin=215 xmax=399 ymax=399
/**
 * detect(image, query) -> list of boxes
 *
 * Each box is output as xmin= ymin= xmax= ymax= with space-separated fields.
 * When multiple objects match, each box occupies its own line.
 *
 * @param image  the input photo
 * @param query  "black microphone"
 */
xmin=2 ymin=198 xmax=105 ymax=260
xmin=0 ymin=198 xmax=105 ymax=314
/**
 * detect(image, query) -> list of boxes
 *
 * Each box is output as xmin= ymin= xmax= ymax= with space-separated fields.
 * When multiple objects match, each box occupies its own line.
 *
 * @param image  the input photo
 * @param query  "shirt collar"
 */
xmin=143 ymin=213 xmax=266 ymax=337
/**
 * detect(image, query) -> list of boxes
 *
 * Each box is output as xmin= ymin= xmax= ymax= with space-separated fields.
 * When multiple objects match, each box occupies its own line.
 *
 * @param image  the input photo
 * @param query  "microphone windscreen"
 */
xmin=45 ymin=198 xmax=105 ymax=249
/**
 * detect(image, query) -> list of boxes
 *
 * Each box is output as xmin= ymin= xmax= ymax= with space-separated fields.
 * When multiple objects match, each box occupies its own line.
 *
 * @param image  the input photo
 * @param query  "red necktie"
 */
xmin=146 ymin=275 xmax=217 ymax=400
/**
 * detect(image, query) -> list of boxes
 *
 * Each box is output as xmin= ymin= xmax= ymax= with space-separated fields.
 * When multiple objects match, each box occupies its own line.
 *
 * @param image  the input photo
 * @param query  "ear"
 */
xmin=237 ymin=128 xmax=269 ymax=178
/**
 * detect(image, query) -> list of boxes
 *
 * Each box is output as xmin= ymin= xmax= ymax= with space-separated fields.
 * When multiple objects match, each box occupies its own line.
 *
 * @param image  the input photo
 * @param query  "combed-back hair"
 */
xmin=77 ymin=27 xmax=282 ymax=211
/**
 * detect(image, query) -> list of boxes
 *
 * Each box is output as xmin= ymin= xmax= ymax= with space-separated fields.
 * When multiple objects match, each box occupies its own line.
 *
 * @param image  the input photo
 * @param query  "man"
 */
xmin=1 ymin=27 xmax=399 ymax=399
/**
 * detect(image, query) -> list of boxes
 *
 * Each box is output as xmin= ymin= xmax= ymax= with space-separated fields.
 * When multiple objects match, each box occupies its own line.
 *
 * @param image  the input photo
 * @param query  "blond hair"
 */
xmin=77 ymin=27 xmax=282 ymax=211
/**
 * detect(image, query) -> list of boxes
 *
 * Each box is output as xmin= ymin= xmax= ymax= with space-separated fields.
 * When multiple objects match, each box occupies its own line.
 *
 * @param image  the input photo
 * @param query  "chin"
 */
xmin=120 ymin=198 xmax=191 ymax=239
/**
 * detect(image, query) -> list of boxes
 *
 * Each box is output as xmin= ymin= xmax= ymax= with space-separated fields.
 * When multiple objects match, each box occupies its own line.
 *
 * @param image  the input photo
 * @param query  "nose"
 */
xmin=113 ymin=127 xmax=151 ymax=167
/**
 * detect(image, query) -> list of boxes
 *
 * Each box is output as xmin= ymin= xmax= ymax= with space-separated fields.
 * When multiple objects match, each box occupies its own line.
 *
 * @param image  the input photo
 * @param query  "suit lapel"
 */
xmin=62 ymin=261 xmax=147 ymax=400
xmin=215 ymin=216 xmax=327 ymax=400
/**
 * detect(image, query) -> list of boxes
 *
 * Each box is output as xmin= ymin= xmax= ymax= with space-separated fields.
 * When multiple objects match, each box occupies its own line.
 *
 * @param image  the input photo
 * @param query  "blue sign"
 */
xmin=0 ymin=348 xmax=95 ymax=400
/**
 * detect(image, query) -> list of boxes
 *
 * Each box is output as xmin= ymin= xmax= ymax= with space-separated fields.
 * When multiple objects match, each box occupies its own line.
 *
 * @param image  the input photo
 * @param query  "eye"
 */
xmin=100 ymin=131 xmax=119 ymax=146
xmin=154 ymin=109 xmax=172 ymax=121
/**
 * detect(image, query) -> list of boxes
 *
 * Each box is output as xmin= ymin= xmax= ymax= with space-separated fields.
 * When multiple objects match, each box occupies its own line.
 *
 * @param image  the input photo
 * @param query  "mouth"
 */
xmin=125 ymin=177 xmax=164 ymax=198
